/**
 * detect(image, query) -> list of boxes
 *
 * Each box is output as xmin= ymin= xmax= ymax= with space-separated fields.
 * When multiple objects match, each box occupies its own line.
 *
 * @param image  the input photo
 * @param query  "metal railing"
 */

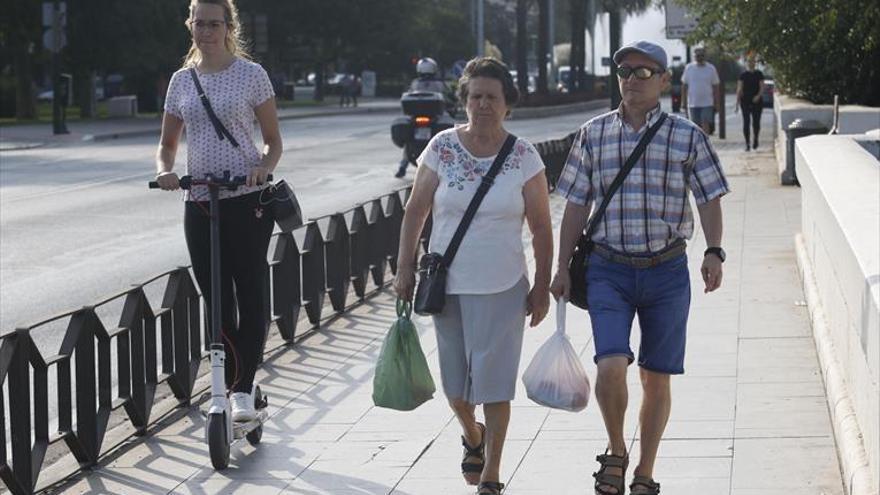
xmin=0 ymin=139 xmax=573 ymax=494
xmin=0 ymin=186 xmax=412 ymax=495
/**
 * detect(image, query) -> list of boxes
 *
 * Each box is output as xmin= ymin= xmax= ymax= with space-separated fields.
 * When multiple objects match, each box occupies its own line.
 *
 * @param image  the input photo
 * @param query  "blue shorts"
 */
xmin=586 ymin=251 xmax=691 ymax=374
xmin=689 ymin=106 xmax=715 ymax=127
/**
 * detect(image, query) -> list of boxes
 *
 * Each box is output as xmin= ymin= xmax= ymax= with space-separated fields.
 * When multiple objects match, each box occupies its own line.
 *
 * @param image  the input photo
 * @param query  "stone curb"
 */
xmin=795 ymin=233 xmax=876 ymax=495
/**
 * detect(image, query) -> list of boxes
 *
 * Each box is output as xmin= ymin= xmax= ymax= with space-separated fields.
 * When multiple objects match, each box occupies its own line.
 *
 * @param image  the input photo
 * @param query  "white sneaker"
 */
xmin=230 ymin=392 xmax=257 ymax=422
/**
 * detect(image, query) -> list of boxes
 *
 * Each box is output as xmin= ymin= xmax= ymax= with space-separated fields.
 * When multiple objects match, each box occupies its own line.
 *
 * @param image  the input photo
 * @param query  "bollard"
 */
xmin=783 ymin=119 xmax=828 ymax=185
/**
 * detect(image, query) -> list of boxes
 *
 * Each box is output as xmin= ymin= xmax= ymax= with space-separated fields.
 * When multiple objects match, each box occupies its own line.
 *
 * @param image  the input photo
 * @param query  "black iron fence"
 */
xmin=0 ymin=186 xmax=412 ymax=495
xmin=0 ymin=139 xmax=574 ymax=495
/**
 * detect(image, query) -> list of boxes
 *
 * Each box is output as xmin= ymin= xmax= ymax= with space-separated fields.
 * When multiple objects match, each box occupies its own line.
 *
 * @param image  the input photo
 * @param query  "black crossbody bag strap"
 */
xmin=441 ymin=133 xmax=517 ymax=266
xmin=188 ymin=68 xmax=240 ymax=148
xmin=579 ymin=113 xmax=667 ymax=247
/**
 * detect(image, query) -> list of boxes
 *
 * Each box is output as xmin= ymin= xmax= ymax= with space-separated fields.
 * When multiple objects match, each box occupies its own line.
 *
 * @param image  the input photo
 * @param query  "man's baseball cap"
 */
xmin=613 ymin=40 xmax=668 ymax=71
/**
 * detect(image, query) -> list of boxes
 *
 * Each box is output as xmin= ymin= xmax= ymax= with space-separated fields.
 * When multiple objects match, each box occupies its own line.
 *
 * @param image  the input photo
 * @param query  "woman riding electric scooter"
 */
xmin=153 ymin=0 xmax=281 ymax=426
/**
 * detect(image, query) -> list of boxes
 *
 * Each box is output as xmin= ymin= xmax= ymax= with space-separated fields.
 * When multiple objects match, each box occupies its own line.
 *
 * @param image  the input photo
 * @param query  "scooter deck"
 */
xmin=232 ymin=408 xmax=269 ymax=440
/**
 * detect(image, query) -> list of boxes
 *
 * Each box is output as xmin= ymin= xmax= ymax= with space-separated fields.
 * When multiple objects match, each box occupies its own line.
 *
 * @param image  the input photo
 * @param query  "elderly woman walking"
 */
xmin=394 ymin=57 xmax=553 ymax=495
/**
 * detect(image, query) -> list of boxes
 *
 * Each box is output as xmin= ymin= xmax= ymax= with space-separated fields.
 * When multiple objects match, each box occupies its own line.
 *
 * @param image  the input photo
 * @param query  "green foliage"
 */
xmin=676 ymin=0 xmax=880 ymax=106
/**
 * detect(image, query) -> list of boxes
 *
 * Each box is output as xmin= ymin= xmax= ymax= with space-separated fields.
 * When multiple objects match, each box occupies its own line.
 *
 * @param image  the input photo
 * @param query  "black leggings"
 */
xmin=740 ymin=100 xmax=763 ymax=144
xmin=184 ymin=191 xmax=274 ymax=393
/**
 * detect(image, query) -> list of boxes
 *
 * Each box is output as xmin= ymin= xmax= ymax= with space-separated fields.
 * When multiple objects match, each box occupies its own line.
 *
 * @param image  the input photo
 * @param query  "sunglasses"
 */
xmin=616 ymin=66 xmax=663 ymax=80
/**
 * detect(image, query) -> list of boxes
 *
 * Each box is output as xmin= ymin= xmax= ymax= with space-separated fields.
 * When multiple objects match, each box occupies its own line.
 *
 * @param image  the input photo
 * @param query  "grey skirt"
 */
xmin=431 ymin=277 xmax=529 ymax=405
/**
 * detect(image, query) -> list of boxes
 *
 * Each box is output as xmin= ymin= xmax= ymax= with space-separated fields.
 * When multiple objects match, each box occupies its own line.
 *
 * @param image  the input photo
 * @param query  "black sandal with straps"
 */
xmin=593 ymin=449 xmax=629 ymax=495
xmin=629 ymin=475 xmax=660 ymax=495
xmin=461 ymin=422 xmax=486 ymax=485
xmin=477 ymin=480 xmax=505 ymax=494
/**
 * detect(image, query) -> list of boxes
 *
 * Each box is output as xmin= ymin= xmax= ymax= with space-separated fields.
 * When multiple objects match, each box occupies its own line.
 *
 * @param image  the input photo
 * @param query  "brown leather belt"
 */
xmin=593 ymin=240 xmax=687 ymax=268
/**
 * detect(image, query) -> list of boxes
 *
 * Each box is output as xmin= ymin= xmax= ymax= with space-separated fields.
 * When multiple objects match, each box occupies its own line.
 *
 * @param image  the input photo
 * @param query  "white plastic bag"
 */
xmin=522 ymin=301 xmax=591 ymax=412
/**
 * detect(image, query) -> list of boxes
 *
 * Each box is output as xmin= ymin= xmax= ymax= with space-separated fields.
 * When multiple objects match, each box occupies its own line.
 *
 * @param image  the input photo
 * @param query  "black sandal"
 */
xmin=461 ymin=422 xmax=486 ymax=485
xmin=593 ymin=449 xmax=628 ymax=495
xmin=477 ymin=480 xmax=505 ymax=494
xmin=629 ymin=475 xmax=660 ymax=494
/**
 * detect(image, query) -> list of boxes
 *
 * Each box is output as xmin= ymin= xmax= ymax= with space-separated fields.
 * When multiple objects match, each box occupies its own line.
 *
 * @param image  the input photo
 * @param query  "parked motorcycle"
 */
xmin=391 ymin=90 xmax=455 ymax=176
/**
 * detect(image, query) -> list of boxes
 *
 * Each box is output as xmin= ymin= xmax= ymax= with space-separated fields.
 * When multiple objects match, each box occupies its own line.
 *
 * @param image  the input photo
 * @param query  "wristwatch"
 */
xmin=704 ymin=247 xmax=726 ymax=263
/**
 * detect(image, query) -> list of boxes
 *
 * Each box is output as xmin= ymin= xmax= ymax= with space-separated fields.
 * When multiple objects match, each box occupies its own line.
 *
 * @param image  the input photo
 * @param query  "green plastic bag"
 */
xmin=372 ymin=299 xmax=436 ymax=411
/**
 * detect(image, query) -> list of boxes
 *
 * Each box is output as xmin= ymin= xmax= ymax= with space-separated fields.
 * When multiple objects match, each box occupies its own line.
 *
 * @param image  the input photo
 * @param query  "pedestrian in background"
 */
xmin=682 ymin=47 xmax=721 ymax=135
xmin=736 ymin=56 xmax=766 ymax=150
xmin=153 ymin=0 xmax=282 ymax=422
xmin=394 ymin=57 xmax=553 ymax=495
xmin=351 ymin=75 xmax=360 ymax=107
xmin=552 ymin=40 xmax=729 ymax=495
xmin=338 ymin=73 xmax=353 ymax=107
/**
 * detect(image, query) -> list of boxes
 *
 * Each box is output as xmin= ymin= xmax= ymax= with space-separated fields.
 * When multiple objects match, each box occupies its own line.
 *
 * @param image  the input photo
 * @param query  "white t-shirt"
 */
xmin=164 ymin=58 xmax=275 ymax=201
xmin=419 ymin=128 xmax=545 ymax=294
xmin=682 ymin=62 xmax=720 ymax=108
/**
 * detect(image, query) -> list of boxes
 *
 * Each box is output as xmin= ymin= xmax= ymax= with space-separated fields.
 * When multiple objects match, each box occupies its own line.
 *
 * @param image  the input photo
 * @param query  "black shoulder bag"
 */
xmin=189 ymin=68 xmax=302 ymax=230
xmin=568 ymin=113 xmax=668 ymax=310
xmin=414 ymin=133 xmax=518 ymax=316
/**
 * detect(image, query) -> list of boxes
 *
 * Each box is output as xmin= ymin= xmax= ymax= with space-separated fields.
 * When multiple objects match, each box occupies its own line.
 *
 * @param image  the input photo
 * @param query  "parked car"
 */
xmin=509 ymin=70 xmax=536 ymax=94
xmin=557 ymin=66 xmax=571 ymax=92
xmin=762 ymin=80 xmax=775 ymax=108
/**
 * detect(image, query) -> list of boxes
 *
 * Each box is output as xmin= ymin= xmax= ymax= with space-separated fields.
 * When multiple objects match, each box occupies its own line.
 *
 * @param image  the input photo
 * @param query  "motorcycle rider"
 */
xmin=409 ymin=57 xmax=447 ymax=94
xmin=395 ymin=57 xmax=450 ymax=178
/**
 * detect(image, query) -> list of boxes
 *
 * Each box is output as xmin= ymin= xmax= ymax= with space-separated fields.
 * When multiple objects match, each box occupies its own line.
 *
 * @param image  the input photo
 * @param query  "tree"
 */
xmin=66 ymin=0 xmax=189 ymax=114
xmin=598 ymin=0 xmax=653 ymax=108
xmin=516 ymin=0 xmax=529 ymax=97
xmin=1 ymin=0 xmax=41 ymax=119
xmin=568 ymin=0 xmax=587 ymax=92
xmin=535 ymin=0 xmax=549 ymax=94
xmin=676 ymin=0 xmax=879 ymax=106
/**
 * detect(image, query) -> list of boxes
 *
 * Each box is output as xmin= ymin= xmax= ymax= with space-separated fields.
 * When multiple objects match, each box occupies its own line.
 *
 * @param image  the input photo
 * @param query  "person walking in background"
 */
xmin=551 ymin=40 xmax=729 ymax=495
xmin=338 ymin=73 xmax=352 ymax=107
xmin=351 ymin=75 xmax=360 ymax=107
xmin=153 ymin=0 xmax=282 ymax=422
xmin=736 ymin=56 xmax=766 ymax=150
xmin=682 ymin=47 xmax=721 ymax=135
xmin=394 ymin=57 xmax=552 ymax=495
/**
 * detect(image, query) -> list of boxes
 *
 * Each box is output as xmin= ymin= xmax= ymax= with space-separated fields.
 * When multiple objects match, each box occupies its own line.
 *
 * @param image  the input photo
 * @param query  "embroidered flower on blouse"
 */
xmin=436 ymin=134 xmax=521 ymax=190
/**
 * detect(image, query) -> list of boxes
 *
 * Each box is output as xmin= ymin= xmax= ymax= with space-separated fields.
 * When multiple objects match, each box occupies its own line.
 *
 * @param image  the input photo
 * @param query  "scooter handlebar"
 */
xmin=148 ymin=174 xmax=273 ymax=190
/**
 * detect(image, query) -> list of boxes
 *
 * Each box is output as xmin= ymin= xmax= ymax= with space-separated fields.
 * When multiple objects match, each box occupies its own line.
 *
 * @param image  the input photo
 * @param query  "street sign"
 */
xmin=42 ymin=1 xmax=65 ymax=27
xmin=665 ymin=0 xmax=698 ymax=39
xmin=42 ymin=2 xmax=67 ymax=53
xmin=43 ymin=29 xmax=67 ymax=53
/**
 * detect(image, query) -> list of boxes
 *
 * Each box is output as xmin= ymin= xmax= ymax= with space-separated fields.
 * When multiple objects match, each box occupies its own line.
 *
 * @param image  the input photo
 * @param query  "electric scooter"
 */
xmin=149 ymin=171 xmax=270 ymax=470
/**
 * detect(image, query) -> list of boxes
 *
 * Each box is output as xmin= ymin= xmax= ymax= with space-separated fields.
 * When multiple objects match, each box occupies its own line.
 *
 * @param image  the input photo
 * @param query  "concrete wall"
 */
xmin=774 ymin=95 xmax=880 ymax=183
xmin=795 ymin=135 xmax=879 ymax=494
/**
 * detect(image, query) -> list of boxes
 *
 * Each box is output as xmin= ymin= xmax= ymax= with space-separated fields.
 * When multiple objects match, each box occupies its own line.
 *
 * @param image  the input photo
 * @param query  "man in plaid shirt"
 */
xmin=550 ymin=40 xmax=729 ymax=495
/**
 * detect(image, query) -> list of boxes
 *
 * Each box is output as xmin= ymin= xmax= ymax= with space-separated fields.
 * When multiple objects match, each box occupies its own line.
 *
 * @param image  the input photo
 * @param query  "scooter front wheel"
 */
xmin=208 ymin=412 xmax=230 ymax=470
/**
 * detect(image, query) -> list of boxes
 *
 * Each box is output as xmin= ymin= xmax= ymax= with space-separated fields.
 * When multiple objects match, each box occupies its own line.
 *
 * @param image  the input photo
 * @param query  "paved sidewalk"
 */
xmin=0 ymin=98 xmax=400 ymax=151
xmin=46 ymin=139 xmax=845 ymax=494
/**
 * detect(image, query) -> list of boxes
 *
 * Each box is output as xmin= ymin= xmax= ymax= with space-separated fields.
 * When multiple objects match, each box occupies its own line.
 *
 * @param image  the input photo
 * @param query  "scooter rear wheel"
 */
xmin=208 ymin=412 xmax=230 ymax=470
xmin=246 ymin=385 xmax=264 ymax=445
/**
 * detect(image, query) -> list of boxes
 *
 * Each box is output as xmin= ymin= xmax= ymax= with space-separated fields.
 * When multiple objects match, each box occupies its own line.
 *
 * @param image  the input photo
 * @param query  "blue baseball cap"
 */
xmin=613 ymin=40 xmax=668 ymax=71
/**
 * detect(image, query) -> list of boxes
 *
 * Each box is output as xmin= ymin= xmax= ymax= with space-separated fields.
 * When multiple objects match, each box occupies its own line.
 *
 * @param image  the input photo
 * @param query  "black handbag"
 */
xmin=568 ymin=113 xmax=668 ymax=309
xmin=262 ymin=179 xmax=303 ymax=231
xmin=414 ymin=134 xmax=518 ymax=316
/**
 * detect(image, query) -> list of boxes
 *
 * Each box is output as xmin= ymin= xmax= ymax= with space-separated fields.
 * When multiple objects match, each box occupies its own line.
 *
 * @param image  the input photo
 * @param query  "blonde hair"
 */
xmin=182 ymin=0 xmax=252 ymax=68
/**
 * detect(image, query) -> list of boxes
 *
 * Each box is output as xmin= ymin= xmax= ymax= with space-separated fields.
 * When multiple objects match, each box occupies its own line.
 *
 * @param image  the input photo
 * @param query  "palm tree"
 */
xmin=601 ymin=0 xmax=653 ymax=107
xmin=567 ymin=0 xmax=652 ymax=104
xmin=516 ymin=0 xmax=529 ymax=97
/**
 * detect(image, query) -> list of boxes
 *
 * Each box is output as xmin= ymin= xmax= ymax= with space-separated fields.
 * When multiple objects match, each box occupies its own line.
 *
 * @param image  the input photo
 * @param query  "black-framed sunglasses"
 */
xmin=616 ymin=66 xmax=663 ymax=80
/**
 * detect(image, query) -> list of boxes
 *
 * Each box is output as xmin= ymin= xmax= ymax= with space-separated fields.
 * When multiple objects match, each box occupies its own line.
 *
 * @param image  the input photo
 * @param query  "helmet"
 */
xmin=416 ymin=57 xmax=439 ymax=77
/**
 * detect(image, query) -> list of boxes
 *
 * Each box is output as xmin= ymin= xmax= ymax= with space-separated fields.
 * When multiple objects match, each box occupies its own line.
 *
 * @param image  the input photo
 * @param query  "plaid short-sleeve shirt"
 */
xmin=556 ymin=104 xmax=730 ymax=254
